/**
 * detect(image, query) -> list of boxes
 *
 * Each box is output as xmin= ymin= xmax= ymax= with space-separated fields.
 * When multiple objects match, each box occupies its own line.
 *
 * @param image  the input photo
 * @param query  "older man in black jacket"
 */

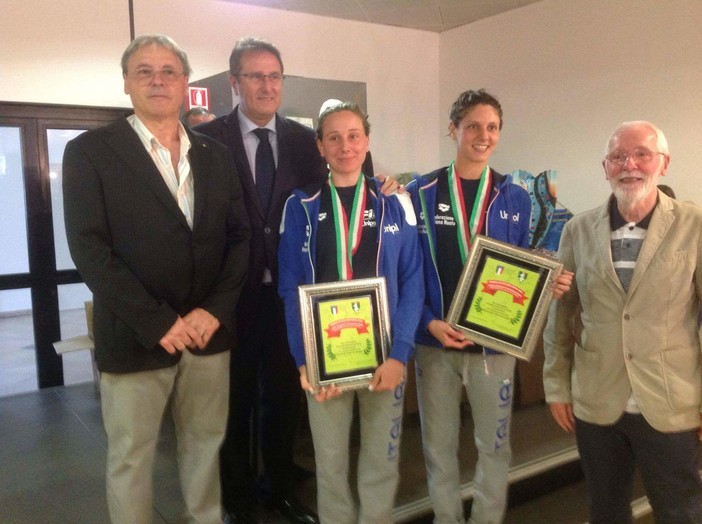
xmin=63 ymin=34 xmax=249 ymax=523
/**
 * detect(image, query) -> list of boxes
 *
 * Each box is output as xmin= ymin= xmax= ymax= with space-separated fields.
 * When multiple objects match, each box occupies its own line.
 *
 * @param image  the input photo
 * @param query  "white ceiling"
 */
xmin=225 ymin=0 xmax=544 ymax=33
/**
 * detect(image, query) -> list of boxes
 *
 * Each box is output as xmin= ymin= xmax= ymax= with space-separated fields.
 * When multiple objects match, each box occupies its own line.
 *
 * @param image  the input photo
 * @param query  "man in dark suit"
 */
xmin=62 ymin=34 xmax=250 ymax=523
xmin=197 ymin=37 xmax=323 ymax=524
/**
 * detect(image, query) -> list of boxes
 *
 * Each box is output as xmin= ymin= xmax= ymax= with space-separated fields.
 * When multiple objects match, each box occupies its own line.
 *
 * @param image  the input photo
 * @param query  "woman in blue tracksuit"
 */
xmin=407 ymin=89 xmax=570 ymax=524
xmin=278 ymin=102 xmax=423 ymax=524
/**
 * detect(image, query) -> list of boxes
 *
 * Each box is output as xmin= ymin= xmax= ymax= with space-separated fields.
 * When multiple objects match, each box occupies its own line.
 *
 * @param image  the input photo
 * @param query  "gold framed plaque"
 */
xmin=446 ymin=235 xmax=562 ymax=361
xmin=298 ymin=277 xmax=391 ymax=392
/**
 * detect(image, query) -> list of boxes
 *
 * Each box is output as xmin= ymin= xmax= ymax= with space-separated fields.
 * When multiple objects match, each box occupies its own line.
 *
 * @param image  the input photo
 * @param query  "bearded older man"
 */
xmin=543 ymin=121 xmax=702 ymax=524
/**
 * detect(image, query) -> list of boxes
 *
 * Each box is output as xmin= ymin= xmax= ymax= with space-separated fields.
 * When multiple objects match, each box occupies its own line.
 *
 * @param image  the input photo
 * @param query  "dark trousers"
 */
xmin=220 ymin=285 xmax=302 ymax=512
xmin=575 ymin=413 xmax=702 ymax=524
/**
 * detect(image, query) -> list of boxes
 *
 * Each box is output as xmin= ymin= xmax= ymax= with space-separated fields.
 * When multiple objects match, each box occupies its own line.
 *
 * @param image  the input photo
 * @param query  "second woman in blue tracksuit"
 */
xmin=278 ymin=102 xmax=423 ymax=524
xmin=409 ymin=89 xmax=533 ymax=524
xmin=407 ymin=89 xmax=572 ymax=524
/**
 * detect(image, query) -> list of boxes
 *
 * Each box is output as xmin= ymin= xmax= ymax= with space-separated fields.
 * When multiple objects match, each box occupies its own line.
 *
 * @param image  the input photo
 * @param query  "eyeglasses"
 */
xmin=131 ymin=67 xmax=185 ymax=85
xmin=237 ymin=72 xmax=284 ymax=85
xmin=605 ymin=148 xmax=666 ymax=166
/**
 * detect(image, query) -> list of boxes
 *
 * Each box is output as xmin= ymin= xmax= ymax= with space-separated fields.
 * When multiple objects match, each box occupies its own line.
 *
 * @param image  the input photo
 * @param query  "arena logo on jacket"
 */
xmin=435 ymin=200 xmax=456 ymax=227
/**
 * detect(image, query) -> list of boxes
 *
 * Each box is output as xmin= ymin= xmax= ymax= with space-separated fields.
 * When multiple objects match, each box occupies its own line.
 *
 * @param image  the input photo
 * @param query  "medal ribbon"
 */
xmin=329 ymin=173 xmax=367 ymax=280
xmin=447 ymin=161 xmax=491 ymax=263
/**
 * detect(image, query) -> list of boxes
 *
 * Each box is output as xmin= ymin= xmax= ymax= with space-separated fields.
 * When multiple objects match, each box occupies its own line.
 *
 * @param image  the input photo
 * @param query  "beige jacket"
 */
xmin=543 ymin=191 xmax=702 ymax=432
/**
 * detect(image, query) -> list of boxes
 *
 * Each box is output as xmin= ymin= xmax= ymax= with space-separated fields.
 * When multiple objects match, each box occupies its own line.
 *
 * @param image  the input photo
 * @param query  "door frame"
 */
xmin=0 ymin=102 xmax=130 ymax=388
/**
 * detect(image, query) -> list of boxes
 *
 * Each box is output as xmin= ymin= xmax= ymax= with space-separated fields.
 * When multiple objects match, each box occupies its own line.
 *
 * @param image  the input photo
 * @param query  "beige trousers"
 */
xmin=100 ymin=349 xmax=230 ymax=524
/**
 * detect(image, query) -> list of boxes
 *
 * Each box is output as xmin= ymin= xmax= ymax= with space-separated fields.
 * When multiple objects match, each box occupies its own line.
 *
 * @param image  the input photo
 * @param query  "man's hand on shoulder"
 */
xmin=375 ymin=174 xmax=404 ymax=196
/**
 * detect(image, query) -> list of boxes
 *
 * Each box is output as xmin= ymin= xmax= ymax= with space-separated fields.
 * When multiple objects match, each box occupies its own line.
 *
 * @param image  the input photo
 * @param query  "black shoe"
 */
xmin=223 ymin=509 xmax=258 ymax=524
xmin=268 ymin=496 xmax=319 ymax=524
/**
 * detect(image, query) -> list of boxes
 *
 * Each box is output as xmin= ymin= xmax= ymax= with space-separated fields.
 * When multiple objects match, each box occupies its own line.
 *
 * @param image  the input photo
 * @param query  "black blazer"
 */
xmin=197 ymin=108 xmax=326 ymax=327
xmin=63 ymin=118 xmax=250 ymax=373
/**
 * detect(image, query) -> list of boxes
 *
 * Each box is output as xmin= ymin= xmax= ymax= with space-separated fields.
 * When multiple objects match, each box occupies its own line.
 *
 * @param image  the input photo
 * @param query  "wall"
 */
xmin=440 ymin=0 xmax=702 ymax=213
xmin=0 ymin=0 xmax=441 ymax=176
xmin=2 ymin=0 xmax=699 ymax=269
xmin=4 ymin=0 xmax=698 ymax=210
xmin=2 ymin=1 xmax=131 ymax=108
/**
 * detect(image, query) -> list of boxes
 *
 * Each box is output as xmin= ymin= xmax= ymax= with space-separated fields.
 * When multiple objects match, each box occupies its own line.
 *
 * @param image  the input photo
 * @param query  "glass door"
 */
xmin=0 ymin=124 xmax=35 ymax=395
xmin=47 ymin=128 xmax=95 ymax=386
xmin=0 ymin=103 xmax=129 ymax=395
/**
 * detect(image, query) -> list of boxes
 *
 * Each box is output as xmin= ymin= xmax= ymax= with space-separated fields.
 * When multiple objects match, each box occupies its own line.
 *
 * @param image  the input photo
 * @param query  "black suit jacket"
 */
xmin=63 ymin=118 xmax=250 ymax=373
xmin=197 ymin=107 xmax=326 ymax=328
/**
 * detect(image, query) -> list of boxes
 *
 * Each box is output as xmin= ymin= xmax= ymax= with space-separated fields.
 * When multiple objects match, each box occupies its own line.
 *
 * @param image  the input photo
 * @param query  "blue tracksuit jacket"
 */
xmin=278 ymin=177 xmax=425 ymax=367
xmin=407 ymin=167 xmax=532 ymax=349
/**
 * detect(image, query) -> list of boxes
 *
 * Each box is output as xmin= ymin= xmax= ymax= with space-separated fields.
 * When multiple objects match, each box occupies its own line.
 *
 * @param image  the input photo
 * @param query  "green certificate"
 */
xmin=446 ymin=236 xmax=562 ymax=361
xmin=465 ymin=255 xmax=541 ymax=339
xmin=299 ymin=277 xmax=390 ymax=391
xmin=317 ymin=295 xmax=377 ymax=374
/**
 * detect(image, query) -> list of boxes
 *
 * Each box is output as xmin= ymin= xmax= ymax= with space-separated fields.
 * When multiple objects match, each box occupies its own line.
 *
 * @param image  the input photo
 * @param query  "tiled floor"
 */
xmin=0 ymin=379 xmax=590 ymax=523
xmin=0 ymin=309 xmax=655 ymax=523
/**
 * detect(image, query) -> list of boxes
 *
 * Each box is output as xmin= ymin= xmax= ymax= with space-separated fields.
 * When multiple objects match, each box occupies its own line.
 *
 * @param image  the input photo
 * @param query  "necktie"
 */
xmin=253 ymin=128 xmax=275 ymax=213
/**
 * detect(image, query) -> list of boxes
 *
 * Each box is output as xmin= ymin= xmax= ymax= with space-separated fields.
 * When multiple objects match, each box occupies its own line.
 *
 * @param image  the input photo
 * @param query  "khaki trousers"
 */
xmin=100 ymin=349 xmax=230 ymax=524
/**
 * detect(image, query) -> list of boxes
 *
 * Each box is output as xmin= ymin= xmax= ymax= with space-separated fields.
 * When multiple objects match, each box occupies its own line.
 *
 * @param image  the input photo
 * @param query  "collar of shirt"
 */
xmin=127 ymin=113 xmax=192 ymax=157
xmin=609 ymin=195 xmax=656 ymax=231
xmin=127 ymin=114 xmax=195 ymax=229
xmin=237 ymin=106 xmax=278 ymax=171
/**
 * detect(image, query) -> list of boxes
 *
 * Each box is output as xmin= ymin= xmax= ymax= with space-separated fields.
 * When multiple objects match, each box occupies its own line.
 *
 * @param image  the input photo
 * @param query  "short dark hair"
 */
xmin=316 ymin=102 xmax=370 ymax=141
xmin=229 ymin=37 xmax=283 ymax=76
xmin=121 ymin=34 xmax=192 ymax=77
xmin=182 ymin=107 xmax=214 ymax=125
xmin=449 ymin=89 xmax=503 ymax=129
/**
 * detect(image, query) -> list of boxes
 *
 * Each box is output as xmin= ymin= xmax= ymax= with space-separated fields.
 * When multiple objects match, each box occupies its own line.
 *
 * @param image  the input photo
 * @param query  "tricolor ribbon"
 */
xmin=447 ymin=162 xmax=491 ymax=263
xmin=329 ymin=173 xmax=367 ymax=281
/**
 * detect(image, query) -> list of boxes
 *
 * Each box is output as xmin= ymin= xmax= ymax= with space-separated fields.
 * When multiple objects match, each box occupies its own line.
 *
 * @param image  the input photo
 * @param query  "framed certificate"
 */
xmin=298 ymin=277 xmax=391 ymax=392
xmin=445 ymin=235 xmax=563 ymax=361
